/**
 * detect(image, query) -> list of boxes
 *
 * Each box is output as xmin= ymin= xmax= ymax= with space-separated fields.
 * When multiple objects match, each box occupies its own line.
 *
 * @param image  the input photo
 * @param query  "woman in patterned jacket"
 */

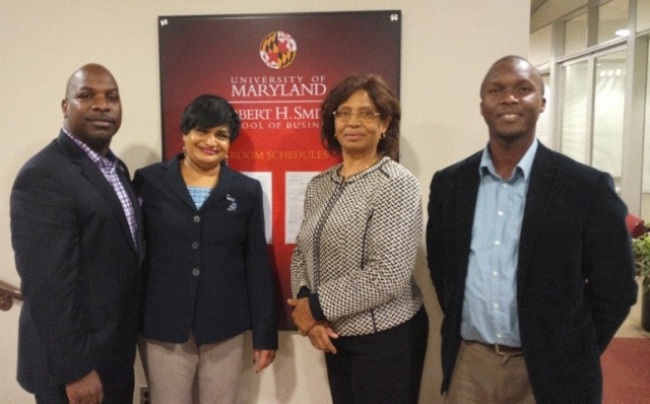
xmin=288 ymin=74 xmax=428 ymax=404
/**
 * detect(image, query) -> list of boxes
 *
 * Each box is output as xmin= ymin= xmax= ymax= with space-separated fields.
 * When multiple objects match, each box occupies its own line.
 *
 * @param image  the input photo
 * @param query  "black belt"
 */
xmin=465 ymin=340 xmax=523 ymax=356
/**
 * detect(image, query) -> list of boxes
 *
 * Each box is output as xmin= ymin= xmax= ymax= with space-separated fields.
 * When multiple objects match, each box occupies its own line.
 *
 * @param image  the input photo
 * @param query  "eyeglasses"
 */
xmin=333 ymin=109 xmax=380 ymax=123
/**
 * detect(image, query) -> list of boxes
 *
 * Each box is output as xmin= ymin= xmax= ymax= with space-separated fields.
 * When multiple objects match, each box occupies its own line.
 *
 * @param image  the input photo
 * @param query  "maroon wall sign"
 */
xmin=159 ymin=11 xmax=401 ymax=328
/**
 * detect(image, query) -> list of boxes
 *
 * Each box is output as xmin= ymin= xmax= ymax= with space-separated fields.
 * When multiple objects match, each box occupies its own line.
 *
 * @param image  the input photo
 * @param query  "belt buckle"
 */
xmin=494 ymin=343 xmax=522 ymax=356
xmin=494 ymin=344 xmax=507 ymax=356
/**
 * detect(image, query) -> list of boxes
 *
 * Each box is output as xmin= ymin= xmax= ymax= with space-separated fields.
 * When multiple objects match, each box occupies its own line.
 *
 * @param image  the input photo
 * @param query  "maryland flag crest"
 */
xmin=259 ymin=31 xmax=297 ymax=69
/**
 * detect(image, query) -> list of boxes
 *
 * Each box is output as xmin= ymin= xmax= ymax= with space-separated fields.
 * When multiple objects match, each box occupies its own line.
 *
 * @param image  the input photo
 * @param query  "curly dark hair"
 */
xmin=321 ymin=74 xmax=400 ymax=160
xmin=180 ymin=94 xmax=241 ymax=141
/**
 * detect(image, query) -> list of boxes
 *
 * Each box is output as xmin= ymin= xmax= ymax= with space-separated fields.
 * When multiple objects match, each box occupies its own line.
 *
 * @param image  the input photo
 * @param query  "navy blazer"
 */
xmin=10 ymin=131 xmax=143 ymax=400
xmin=134 ymin=155 xmax=278 ymax=349
xmin=426 ymin=143 xmax=637 ymax=403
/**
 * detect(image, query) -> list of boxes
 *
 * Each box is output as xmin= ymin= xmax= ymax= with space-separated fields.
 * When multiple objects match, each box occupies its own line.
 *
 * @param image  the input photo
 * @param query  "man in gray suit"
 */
xmin=11 ymin=64 xmax=143 ymax=403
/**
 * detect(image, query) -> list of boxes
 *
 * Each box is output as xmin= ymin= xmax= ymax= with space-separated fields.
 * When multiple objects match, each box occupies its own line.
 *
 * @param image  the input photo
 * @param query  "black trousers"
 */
xmin=325 ymin=308 xmax=429 ymax=404
xmin=34 ymin=371 xmax=134 ymax=404
xmin=35 ymin=386 xmax=133 ymax=404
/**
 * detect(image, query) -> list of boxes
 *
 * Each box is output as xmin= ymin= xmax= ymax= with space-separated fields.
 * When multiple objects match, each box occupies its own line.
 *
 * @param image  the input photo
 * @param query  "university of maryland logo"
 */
xmin=259 ymin=31 xmax=297 ymax=69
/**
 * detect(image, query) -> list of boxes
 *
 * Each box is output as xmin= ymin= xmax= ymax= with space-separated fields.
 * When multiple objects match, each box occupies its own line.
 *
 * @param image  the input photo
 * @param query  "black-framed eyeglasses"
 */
xmin=333 ymin=109 xmax=380 ymax=123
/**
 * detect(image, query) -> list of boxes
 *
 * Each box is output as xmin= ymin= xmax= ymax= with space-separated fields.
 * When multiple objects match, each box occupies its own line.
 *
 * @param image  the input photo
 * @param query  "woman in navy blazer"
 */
xmin=134 ymin=94 xmax=277 ymax=404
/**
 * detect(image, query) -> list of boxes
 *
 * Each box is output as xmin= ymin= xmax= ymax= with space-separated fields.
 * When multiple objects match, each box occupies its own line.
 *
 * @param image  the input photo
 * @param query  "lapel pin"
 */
xmin=226 ymin=194 xmax=237 ymax=212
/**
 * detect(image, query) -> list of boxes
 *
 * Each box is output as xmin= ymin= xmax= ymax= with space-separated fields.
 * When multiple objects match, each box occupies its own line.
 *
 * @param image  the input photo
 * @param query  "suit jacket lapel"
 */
xmin=160 ymin=157 xmax=237 ymax=213
xmin=57 ymin=131 xmax=139 ymax=255
xmin=517 ymin=143 xmax=561 ymax=292
xmin=163 ymin=155 xmax=197 ymax=211
xmin=457 ymin=153 xmax=482 ymax=255
xmin=200 ymin=164 xmax=237 ymax=212
xmin=116 ymin=160 xmax=143 ymax=255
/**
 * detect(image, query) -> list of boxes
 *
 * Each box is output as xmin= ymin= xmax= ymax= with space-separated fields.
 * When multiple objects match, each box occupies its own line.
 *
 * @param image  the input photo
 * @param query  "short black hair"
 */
xmin=180 ymin=94 xmax=241 ymax=141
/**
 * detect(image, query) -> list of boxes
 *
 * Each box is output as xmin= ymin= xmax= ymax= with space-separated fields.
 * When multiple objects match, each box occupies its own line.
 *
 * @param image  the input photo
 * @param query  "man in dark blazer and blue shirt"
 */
xmin=426 ymin=55 xmax=637 ymax=403
xmin=11 ymin=64 xmax=143 ymax=403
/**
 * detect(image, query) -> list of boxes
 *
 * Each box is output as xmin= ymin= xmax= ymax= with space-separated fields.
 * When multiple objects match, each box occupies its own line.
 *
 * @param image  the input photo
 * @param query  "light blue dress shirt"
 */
xmin=187 ymin=185 xmax=212 ymax=209
xmin=460 ymin=139 xmax=538 ymax=347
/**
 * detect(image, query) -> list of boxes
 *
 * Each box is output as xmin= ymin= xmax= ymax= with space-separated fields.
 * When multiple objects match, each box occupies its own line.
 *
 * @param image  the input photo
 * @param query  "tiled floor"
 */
xmin=615 ymin=279 xmax=650 ymax=338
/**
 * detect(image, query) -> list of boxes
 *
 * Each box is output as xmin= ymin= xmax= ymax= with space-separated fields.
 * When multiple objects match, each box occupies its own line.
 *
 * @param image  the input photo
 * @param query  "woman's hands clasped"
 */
xmin=306 ymin=322 xmax=338 ymax=354
xmin=287 ymin=297 xmax=339 ymax=354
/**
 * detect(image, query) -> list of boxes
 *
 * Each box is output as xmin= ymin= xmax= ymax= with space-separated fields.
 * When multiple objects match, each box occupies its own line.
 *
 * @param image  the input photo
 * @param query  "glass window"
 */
xmin=598 ymin=0 xmax=629 ymax=44
xmin=564 ymin=12 xmax=588 ymax=55
xmin=560 ymin=61 xmax=589 ymax=164
xmin=592 ymin=49 xmax=626 ymax=183
xmin=559 ymin=48 xmax=627 ymax=188
xmin=642 ymin=42 xmax=650 ymax=219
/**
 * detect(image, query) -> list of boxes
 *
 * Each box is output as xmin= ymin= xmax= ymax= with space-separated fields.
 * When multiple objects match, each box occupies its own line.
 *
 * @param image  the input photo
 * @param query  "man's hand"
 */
xmin=65 ymin=369 xmax=103 ymax=404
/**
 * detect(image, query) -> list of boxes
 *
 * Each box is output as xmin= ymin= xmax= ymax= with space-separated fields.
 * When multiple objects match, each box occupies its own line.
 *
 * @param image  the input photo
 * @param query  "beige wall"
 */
xmin=0 ymin=1 xmax=530 ymax=403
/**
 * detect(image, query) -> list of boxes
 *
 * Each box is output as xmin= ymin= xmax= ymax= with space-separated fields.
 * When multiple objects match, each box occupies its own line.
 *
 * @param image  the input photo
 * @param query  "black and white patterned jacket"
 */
xmin=290 ymin=157 xmax=423 ymax=336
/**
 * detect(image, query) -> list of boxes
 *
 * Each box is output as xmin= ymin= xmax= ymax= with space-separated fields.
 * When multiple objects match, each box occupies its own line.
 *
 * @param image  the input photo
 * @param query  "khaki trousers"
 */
xmin=445 ymin=340 xmax=536 ymax=404
xmin=143 ymin=334 xmax=244 ymax=404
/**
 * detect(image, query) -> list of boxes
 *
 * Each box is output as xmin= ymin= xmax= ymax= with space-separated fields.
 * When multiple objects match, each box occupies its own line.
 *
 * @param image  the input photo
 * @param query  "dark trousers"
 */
xmin=325 ymin=308 xmax=428 ymax=404
xmin=34 ymin=372 xmax=134 ymax=404
xmin=35 ymin=385 xmax=67 ymax=404
xmin=35 ymin=387 xmax=133 ymax=404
